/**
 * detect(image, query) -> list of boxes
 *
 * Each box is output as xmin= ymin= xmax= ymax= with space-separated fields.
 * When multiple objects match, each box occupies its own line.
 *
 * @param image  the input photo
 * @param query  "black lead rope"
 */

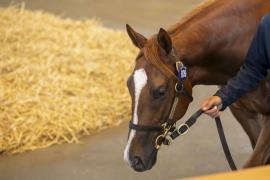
xmin=215 ymin=116 xmax=237 ymax=171
xmin=129 ymin=109 xmax=238 ymax=171
xmin=166 ymin=109 xmax=237 ymax=171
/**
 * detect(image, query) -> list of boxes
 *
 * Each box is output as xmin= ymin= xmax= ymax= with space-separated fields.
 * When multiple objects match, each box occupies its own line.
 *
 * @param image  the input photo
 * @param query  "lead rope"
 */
xmin=157 ymin=56 xmax=237 ymax=170
xmin=172 ymin=53 xmax=237 ymax=170
xmin=215 ymin=116 xmax=237 ymax=171
xmin=164 ymin=109 xmax=237 ymax=171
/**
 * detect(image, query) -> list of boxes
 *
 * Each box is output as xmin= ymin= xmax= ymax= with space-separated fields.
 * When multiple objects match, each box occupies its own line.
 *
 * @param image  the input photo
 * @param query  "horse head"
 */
xmin=124 ymin=25 xmax=193 ymax=172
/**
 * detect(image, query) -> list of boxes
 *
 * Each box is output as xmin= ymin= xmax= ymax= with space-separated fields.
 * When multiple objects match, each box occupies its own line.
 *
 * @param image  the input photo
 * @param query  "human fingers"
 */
xmin=204 ymin=106 xmax=219 ymax=115
xmin=210 ymin=111 xmax=221 ymax=119
xmin=202 ymin=96 xmax=222 ymax=111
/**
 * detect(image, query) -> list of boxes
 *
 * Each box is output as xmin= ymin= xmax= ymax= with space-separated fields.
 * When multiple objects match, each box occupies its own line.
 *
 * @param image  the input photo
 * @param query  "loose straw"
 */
xmin=0 ymin=6 xmax=136 ymax=154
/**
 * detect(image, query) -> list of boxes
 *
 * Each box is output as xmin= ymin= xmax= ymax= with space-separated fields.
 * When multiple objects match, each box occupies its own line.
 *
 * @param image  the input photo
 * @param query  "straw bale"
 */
xmin=0 ymin=6 xmax=136 ymax=154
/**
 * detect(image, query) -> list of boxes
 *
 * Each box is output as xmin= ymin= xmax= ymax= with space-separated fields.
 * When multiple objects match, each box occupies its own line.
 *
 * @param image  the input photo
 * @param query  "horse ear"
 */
xmin=157 ymin=28 xmax=172 ymax=55
xmin=126 ymin=24 xmax=147 ymax=49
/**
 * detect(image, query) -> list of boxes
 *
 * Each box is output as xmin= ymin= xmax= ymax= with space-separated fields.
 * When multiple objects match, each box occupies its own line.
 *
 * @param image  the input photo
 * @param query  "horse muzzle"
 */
xmin=130 ymin=150 xmax=157 ymax=172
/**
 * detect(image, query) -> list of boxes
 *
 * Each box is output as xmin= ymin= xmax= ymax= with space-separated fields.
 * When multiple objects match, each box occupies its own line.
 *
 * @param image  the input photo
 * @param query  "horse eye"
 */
xmin=153 ymin=86 xmax=167 ymax=99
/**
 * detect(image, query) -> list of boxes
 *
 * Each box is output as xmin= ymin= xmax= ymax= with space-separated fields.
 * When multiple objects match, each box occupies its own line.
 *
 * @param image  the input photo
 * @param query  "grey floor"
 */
xmin=0 ymin=1 xmax=252 ymax=180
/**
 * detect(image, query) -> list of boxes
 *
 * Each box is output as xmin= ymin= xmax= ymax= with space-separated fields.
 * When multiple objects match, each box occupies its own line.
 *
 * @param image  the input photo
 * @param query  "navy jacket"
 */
xmin=215 ymin=13 xmax=270 ymax=111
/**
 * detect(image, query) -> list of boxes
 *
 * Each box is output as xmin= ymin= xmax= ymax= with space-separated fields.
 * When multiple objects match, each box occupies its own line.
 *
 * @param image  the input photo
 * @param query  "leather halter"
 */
xmin=129 ymin=75 xmax=193 ymax=148
xmin=128 ymin=48 xmax=237 ymax=171
xmin=128 ymin=48 xmax=193 ymax=149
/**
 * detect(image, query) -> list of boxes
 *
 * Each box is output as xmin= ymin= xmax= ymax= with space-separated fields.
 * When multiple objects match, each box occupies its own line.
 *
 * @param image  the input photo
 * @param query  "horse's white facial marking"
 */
xmin=124 ymin=68 xmax=148 ymax=166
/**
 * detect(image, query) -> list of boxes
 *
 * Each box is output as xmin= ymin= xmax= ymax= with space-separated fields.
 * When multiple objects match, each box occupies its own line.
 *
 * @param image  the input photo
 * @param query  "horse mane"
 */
xmin=144 ymin=0 xmax=224 ymax=79
xmin=181 ymin=0 xmax=218 ymax=24
xmin=168 ymin=0 xmax=223 ymax=34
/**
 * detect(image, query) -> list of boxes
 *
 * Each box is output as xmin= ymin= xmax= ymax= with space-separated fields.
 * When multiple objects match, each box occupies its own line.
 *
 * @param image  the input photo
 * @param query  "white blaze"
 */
xmin=124 ymin=68 xmax=148 ymax=166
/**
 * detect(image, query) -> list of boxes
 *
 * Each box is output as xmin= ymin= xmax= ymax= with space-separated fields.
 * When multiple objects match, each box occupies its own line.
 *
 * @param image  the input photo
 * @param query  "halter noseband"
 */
xmin=128 ymin=49 xmax=193 ymax=149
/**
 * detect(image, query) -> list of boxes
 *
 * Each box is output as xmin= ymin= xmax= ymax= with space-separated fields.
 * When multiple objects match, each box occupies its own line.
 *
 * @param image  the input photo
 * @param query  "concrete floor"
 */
xmin=0 ymin=1 xmax=252 ymax=180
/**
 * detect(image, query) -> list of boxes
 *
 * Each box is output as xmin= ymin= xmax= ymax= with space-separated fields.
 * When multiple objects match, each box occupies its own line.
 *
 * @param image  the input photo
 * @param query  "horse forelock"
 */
xmin=143 ymin=38 xmax=177 ymax=80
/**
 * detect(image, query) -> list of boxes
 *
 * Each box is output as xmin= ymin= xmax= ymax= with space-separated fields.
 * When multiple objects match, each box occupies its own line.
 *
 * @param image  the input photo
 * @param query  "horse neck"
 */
xmin=169 ymin=0 xmax=270 ymax=87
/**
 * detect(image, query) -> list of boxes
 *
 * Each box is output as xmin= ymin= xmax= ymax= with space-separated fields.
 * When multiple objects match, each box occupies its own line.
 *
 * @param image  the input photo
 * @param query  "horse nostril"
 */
xmin=133 ymin=156 xmax=140 ymax=165
xmin=131 ymin=156 xmax=146 ymax=172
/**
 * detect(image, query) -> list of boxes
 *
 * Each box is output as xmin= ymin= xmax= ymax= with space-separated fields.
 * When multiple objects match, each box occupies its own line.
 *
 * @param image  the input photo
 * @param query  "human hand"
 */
xmin=202 ymin=96 xmax=223 ymax=118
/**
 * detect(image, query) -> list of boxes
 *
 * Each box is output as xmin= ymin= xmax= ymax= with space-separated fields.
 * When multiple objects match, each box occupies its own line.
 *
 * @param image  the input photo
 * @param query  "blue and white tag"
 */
xmin=177 ymin=65 xmax=187 ymax=81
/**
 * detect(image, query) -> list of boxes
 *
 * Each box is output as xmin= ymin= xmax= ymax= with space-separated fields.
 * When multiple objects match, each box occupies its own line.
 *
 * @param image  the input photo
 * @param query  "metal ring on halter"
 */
xmin=175 ymin=83 xmax=184 ymax=93
xmin=165 ymin=136 xmax=173 ymax=145
xmin=177 ymin=123 xmax=189 ymax=136
xmin=161 ymin=123 xmax=167 ymax=129
xmin=176 ymin=61 xmax=184 ymax=72
xmin=155 ymin=134 xmax=165 ymax=149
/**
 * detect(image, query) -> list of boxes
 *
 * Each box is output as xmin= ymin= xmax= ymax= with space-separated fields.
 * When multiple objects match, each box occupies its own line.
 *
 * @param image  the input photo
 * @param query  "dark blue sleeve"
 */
xmin=215 ymin=14 xmax=270 ymax=111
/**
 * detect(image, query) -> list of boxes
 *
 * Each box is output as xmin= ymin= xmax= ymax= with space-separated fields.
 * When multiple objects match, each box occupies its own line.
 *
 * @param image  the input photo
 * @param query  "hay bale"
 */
xmin=0 ymin=6 xmax=136 ymax=154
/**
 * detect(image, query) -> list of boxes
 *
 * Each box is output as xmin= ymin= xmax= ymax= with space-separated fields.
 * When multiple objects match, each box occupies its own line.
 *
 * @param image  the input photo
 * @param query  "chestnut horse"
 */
xmin=124 ymin=0 xmax=270 ymax=172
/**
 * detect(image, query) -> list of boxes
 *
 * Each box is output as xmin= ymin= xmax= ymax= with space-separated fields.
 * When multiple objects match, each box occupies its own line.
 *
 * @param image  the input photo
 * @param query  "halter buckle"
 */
xmin=155 ymin=134 xmax=165 ymax=149
xmin=161 ymin=123 xmax=167 ymax=129
xmin=155 ymin=123 xmax=174 ymax=149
